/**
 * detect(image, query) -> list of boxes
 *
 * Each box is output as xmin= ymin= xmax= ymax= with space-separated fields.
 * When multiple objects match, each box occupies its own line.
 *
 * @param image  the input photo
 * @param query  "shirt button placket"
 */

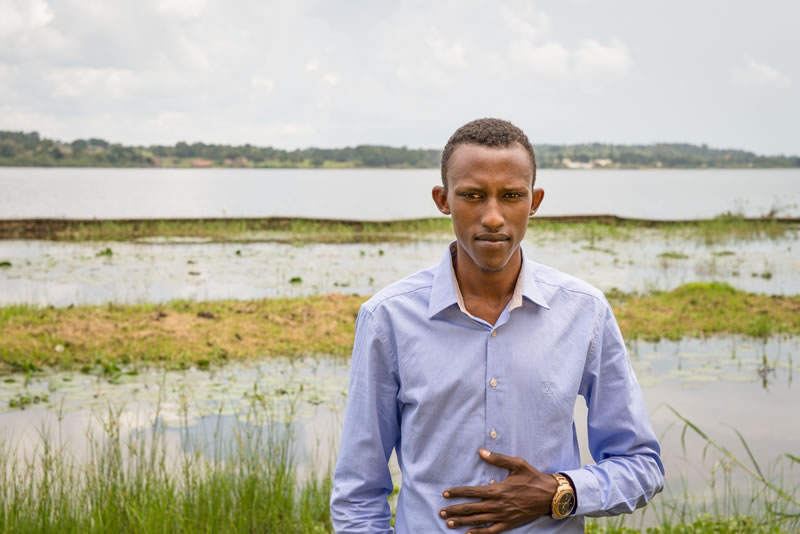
xmin=487 ymin=326 xmax=499 ymax=483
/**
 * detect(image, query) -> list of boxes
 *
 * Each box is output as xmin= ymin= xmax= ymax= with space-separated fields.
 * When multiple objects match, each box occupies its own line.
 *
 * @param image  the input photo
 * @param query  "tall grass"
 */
xmin=0 ymin=390 xmax=332 ymax=533
xmin=1 ymin=392 xmax=797 ymax=533
xmin=587 ymin=406 xmax=799 ymax=533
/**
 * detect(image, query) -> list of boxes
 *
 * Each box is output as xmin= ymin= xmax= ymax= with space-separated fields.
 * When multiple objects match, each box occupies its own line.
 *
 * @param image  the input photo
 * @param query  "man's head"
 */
xmin=432 ymin=118 xmax=544 ymax=274
xmin=440 ymin=118 xmax=537 ymax=190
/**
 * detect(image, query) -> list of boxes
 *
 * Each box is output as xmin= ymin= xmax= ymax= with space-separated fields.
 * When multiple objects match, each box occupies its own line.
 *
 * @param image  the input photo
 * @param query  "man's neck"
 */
xmin=453 ymin=243 xmax=522 ymax=312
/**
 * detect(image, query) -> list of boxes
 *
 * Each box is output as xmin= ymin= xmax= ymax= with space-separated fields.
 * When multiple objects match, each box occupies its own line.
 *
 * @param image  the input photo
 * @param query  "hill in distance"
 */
xmin=1 ymin=130 xmax=798 ymax=169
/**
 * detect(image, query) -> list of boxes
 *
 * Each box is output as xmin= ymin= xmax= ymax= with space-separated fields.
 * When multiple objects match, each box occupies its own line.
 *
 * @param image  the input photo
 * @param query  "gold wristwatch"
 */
xmin=550 ymin=473 xmax=576 ymax=519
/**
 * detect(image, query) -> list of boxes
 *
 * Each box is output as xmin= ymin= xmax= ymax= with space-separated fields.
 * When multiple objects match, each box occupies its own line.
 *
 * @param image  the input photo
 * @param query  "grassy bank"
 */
xmin=1 ymin=283 xmax=798 ymax=372
xmin=0 ymin=215 xmax=796 ymax=244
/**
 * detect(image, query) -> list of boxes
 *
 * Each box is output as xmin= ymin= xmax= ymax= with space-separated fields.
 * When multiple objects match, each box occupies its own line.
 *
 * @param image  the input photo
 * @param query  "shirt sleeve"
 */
xmin=562 ymin=296 xmax=665 ymax=516
xmin=330 ymin=305 xmax=400 ymax=533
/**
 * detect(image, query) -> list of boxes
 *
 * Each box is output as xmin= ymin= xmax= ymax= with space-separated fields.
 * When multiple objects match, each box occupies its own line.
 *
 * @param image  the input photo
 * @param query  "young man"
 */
xmin=331 ymin=118 xmax=664 ymax=533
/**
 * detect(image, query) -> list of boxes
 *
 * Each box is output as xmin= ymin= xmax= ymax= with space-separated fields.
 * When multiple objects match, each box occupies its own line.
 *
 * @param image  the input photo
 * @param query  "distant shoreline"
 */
xmin=3 ymin=163 xmax=799 ymax=170
xmin=3 ymin=130 xmax=798 ymax=169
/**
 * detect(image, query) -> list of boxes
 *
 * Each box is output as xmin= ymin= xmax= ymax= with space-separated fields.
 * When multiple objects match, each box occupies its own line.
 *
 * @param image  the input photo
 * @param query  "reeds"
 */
xmin=0 ymin=391 xmax=332 ymax=533
xmin=1 ymin=392 xmax=797 ymax=532
xmin=587 ymin=406 xmax=799 ymax=533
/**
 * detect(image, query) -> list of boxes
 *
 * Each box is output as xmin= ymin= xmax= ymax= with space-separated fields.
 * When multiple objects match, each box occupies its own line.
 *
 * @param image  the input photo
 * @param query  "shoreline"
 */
xmin=1 ymin=215 xmax=797 ymax=243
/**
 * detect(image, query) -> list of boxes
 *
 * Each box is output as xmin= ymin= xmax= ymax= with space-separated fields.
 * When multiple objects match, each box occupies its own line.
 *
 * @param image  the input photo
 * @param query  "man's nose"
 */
xmin=481 ymin=197 xmax=504 ymax=230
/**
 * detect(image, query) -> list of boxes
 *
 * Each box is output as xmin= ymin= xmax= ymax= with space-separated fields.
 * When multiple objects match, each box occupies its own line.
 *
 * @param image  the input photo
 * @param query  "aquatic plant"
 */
xmin=658 ymin=251 xmax=690 ymax=260
xmin=0 ymin=389 xmax=332 ymax=533
xmin=586 ymin=407 xmax=799 ymax=533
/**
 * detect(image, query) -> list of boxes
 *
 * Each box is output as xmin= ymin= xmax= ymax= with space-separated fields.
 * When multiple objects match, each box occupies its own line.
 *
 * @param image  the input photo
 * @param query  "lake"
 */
xmin=1 ymin=167 xmax=799 ymax=221
xmin=1 ymin=232 xmax=797 ymax=307
xmin=1 ymin=336 xmax=796 ymax=494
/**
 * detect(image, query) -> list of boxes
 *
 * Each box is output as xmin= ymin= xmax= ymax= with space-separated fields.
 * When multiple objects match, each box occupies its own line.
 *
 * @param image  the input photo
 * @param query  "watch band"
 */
xmin=550 ymin=473 xmax=576 ymax=519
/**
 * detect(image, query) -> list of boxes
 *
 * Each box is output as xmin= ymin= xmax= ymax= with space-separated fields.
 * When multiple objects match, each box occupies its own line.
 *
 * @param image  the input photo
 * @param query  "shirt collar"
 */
xmin=427 ymin=241 xmax=550 ymax=319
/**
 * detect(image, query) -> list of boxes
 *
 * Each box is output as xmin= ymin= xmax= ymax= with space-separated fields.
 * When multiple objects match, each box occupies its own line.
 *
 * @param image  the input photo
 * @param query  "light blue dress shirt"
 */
xmin=331 ymin=245 xmax=664 ymax=533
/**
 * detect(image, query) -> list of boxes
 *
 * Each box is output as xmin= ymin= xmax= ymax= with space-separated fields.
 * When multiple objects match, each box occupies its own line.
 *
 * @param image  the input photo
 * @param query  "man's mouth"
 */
xmin=475 ymin=233 xmax=510 ymax=242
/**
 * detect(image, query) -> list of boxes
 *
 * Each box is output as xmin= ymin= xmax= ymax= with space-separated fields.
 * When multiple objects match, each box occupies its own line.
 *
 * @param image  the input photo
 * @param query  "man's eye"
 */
xmin=462 ymin=193 xmax=481 ymax=199
xmin=505 ymin=192 xmax=523 ymax=199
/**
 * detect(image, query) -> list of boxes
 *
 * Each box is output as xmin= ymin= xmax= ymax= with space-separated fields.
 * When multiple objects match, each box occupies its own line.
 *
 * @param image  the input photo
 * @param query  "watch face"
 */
xmin=557 ymin=493 xmax=576 ymax=516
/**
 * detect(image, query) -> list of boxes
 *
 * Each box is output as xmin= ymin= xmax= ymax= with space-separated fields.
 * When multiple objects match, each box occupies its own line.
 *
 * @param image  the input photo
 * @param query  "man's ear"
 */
xmin=432 ymin=185 xmax=451 ymax=215
xmin=530 ymin=188 xmax=545 ymax=216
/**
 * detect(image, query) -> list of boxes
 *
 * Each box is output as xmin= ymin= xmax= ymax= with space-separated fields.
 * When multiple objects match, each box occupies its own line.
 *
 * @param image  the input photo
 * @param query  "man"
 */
xmin=331 ymin=118 xmax=664 ymax=533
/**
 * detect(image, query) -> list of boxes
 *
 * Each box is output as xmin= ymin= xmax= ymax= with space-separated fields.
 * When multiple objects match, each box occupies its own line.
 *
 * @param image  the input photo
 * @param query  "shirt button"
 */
xmin=489 ymin=429 xmax=497 ymax=439
xmin=489 ymin=378 xmax=498 ymax=388
xmin=491 ymin=330 xmax=497 ymax=337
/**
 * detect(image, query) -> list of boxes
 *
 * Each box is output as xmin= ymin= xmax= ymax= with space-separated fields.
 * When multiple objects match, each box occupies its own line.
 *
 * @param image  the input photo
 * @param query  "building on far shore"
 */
xmin=561 ymin=157 xmax=615 ymax=169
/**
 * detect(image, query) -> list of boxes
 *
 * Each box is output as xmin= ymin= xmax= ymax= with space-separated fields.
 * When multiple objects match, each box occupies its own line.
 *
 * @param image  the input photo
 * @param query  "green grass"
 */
xmin=0 ymin=393 xmax=332 ymax=533
xmin=1 ymin=283 xmax=798 ymax=372
xmin=658 ymin=251 xmax=689 ymax=260
xmin=611 ymin=282 xmax=800 ymax=341
xmin=0 ymin=214 xmax=796 ymax=244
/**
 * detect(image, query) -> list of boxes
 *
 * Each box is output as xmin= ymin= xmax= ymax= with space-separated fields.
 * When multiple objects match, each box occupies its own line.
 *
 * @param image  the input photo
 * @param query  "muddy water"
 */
xmin=1 ymin=337 xmax=797 ymax=491
xmin=1 ymin=231 xmax=797 ymax=306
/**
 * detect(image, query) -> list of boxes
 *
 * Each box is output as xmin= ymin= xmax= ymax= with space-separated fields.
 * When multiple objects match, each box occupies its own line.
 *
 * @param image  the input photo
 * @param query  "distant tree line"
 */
xmin=1 ymin=130 xmax=798 ymax=169
xmin=534 ymin=143 xmax=800 ymax=169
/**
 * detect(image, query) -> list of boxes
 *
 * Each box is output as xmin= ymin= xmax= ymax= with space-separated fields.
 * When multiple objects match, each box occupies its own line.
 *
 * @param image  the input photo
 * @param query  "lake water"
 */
xmin=1 ymin=336 xmax=797 ymax=494
xmin=1 ymin=230 xmax=797 ymax=306
xmin=1 ymin=167 xmax=799 ymax=221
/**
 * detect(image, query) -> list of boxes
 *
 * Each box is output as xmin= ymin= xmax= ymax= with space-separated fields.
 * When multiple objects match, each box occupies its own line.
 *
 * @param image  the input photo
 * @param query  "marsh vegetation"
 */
xmin=1 ymin=215 xmax=796 ymax=244
xmin=1 ymin=215 xmax=798 ymax=532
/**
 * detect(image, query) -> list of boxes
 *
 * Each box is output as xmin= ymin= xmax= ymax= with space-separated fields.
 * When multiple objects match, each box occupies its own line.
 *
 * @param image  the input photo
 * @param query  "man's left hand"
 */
xmin=439 ymin=448 xmax=558 ymax=533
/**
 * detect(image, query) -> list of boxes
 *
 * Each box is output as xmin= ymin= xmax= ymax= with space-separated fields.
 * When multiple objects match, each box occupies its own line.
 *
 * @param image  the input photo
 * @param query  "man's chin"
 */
xmin=471 ymin=250 xmax=516 ymax=272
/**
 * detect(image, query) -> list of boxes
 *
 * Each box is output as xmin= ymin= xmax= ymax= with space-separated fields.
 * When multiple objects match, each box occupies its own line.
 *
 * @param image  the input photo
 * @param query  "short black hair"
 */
xmin=440 ymin=118 xmax=536 ymax=189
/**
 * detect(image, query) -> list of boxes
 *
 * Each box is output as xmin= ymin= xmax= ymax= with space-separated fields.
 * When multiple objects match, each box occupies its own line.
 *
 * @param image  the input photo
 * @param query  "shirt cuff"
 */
xmin=560 ymin=467 xmax=600 ymax=516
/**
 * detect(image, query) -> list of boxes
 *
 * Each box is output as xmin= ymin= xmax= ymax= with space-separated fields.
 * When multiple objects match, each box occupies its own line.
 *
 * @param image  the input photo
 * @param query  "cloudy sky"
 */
xmin=1 ymin=0 xmax=797 ymax=154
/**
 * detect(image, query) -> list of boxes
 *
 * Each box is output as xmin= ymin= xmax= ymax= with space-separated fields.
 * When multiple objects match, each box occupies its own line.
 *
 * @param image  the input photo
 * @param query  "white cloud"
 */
xmin=156 ymin=0 xmax=207 ymax=19
xmin=0 ymin=0 xmax=53 ymax=36
xmin=427 ymin=34 xmax=468 ymax=69
xmin=46 ymin=67 xmax=134 ymax=98
xmin=500 ymin=4 xmax=553 ymax=41
xmin=732 ymin=56 xmax=791 ymax=88
xmin=251 ymin=75 xmax=275 ymax=91
xmin=573 ymin=38 xmax=632 ymax=82
xmin=511 ymin=40 xmax=570 ymax=77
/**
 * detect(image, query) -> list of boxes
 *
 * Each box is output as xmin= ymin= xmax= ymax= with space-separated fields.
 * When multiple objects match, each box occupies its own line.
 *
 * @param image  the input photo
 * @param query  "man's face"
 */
xmin=433 ymin=143 xmax=544 ymax=272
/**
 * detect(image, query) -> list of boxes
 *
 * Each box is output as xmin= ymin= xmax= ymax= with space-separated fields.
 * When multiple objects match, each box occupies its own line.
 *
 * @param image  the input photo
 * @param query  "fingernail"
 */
xmin=440 ymin=510 xmax=447 ymax=518
xmin=443 ymin=491 xmax=450 ymax=498
xmin=480 ymin=448 xmax=490 ymax=457
xmin=447 ymin=520 xmax=455 ymax=527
